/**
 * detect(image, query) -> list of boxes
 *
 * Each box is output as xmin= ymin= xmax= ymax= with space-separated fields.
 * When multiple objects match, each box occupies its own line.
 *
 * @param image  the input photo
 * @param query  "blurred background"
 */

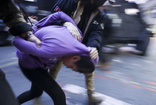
xmin=0 ymin=0 xmax=156 ymax=105
xmin=1 ymin=0 xmax=156 ymax=55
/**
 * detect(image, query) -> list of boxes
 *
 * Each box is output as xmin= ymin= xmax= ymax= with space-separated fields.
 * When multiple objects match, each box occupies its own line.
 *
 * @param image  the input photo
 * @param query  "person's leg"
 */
xmin=84 ymin=72 xmax=102 ymax=104
xmin=19 ymin=64 xmax=66 ymax=105
xmin=0 ymin=69 xmax=20 ymax=105
xmin=17 ymin=83 xmax=43 ymax=104
xmin=17 ymin=65 xmax=43 ymax=104
xmin=49 ymin=59 xmax=63 ymax=80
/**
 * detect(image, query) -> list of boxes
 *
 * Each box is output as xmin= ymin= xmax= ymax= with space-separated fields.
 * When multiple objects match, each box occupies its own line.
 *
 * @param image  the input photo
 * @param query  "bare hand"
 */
xmin=28 ymin=34 xmax=41 ymax=47
xmin=30 ymin=16 xmax=38 ymax=20
xmin=28 ymin=16 xmax=38 ymax=25
xmin=63 ymin=22 xmax=81 ymax=41
xmin=88 ymin=47 xmax=98 ymax=60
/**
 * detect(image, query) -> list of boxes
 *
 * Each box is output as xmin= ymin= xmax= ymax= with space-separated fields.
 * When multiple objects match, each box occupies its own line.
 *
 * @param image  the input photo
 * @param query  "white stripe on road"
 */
xmin=63 ymin=84 xmax=132 ymax=105
xmin=0 ymin=61 xmax=18 ymax=68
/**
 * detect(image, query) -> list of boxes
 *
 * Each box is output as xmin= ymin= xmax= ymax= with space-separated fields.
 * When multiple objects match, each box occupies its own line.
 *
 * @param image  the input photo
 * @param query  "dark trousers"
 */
xmin=18 ymin=63 xmax=66 ymax=105
xmin=0 ymin=69 xmax=20 ymax=105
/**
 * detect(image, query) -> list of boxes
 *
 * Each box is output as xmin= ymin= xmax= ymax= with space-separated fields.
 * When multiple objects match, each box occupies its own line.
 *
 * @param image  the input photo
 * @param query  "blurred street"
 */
xmin=0 ymin=0 xmax=156 ymax=105
xmin=0 ymin=36 xmax=156 ymax=105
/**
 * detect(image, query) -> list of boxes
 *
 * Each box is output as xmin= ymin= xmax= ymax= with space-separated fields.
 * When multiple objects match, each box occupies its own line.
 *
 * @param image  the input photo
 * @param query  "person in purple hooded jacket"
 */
xmin=12 ymin=11 xmax=98 ymax=105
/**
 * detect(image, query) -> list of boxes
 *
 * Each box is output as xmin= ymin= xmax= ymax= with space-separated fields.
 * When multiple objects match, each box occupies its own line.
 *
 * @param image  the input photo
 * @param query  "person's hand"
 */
xmin=30 ymin=16 xmax=38 ymax=20
xmin=28 ymin=16 xmax=38 ymax=25
xmin=28 ymin=34 xmax=41 ymax=47
xmin=63 ymin=22 xmax=81 ymax=41
xmin=21 ymin=31 xmax=41 ymax=47
xmin=88 ymin=47 xmax=98 ymax=60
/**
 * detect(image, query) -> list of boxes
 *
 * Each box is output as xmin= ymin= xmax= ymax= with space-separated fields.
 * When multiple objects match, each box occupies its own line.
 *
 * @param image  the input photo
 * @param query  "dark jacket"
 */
xmin=51 ymin=0 xmax=77 ymax=17
xmin=51 ymin=0 xmax=107 ymax=52
xmin=81 ymin=10 xmax=107 ymax=52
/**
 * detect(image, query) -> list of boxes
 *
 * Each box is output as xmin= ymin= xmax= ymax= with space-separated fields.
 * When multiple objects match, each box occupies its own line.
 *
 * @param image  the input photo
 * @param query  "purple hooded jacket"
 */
xmin=12 ymin=12 xmax=98 ymax=69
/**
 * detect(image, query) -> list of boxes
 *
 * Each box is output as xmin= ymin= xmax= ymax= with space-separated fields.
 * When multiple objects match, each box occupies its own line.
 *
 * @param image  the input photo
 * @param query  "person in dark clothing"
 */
xmin=51 ymin=0 xmax=107 ymax=50
xmin=49 ymin=0 xmax=116 ymax=104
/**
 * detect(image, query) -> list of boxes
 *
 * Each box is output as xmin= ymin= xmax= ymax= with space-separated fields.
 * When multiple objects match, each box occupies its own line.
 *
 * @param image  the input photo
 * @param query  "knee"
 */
xmin=56 ymin=88 xmax=66 ymax=100
xmin=34 ymin=91 xmax=43 ymax=98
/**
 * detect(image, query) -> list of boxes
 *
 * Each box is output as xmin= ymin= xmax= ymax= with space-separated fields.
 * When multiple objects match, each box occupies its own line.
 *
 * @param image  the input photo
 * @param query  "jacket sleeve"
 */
xmin=85 ymin=27 xmax=103 ymax=52
xmin=35 ymin=11 xmax=77 ymax=29
xmin=12 ymin=35 xmax=88 ymax=58
xmin=12 ymin=36 xmax=53 ymax=58
xmin=33 ymin=11 xmax=82 ymax=38
xmin=83 ymin=11 xmax=107 ymax=52
xmin=0 ymin=0 xmax=32 ymax=36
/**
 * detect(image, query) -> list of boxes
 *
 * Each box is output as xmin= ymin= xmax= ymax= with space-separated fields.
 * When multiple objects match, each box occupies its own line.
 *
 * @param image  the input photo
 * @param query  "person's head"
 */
xmin=80 ymin=0 xmax=107 ymax=11
xmin=62 ymin=55 xmax=95 ymax=73
xmin=81 ymin=0 xmax=107 ymax=5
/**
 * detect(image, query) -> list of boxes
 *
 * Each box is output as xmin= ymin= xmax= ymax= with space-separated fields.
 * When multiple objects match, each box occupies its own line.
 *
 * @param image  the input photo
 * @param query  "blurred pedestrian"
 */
xmin=141 ymin=0 xmax=156 ymax=12
xmin=112 ymin=0 xmax=150 ymax=56
xmin=13 ymin=11 xmax=98 ymax=105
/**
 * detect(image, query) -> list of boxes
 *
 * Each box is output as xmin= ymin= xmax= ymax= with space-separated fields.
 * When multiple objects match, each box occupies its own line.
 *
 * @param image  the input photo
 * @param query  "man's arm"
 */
xmin=35 ymin=12 xmax=77 ymax=29
xmin=0 ymin=0 xmax=25 ymax=27
xmin=82 ymin=11 xmax=107 ymax=52
xmin=82 ymin=30 xmax=103 ymax=52
xmin=0 ymin=0 xmax=31 ymax=36
xmin=12 ymin=35 xmax=89 ymax=58
xmin=12 ymin=36 xmax=52 ymax=58
xmin=33 ymin=11 xmax=82 ymax=41
xmin=0 ymin=0 xmax=41 ymax=46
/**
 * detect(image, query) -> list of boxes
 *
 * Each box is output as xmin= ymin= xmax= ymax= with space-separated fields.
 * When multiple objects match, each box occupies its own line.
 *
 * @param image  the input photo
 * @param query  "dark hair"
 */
xmin=74 ymin=56 xmax=95 ymax=73
xmin=81 ymin=0 xmax=107 ymax=13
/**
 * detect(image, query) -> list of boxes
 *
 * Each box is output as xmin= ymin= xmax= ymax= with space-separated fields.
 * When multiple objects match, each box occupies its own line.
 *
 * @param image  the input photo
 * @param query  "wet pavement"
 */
xmin=0 ymin=36 xmax=156 ymax=105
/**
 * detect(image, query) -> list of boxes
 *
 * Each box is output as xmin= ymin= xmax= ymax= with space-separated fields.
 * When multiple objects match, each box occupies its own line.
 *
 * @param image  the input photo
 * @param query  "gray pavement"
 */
xmin=0 ymin=37 xmax=156 ymax=105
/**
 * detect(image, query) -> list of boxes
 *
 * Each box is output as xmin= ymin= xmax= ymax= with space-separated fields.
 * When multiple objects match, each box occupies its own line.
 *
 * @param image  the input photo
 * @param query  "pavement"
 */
xmin=0 ymin=36 xmax=156 ymax=105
